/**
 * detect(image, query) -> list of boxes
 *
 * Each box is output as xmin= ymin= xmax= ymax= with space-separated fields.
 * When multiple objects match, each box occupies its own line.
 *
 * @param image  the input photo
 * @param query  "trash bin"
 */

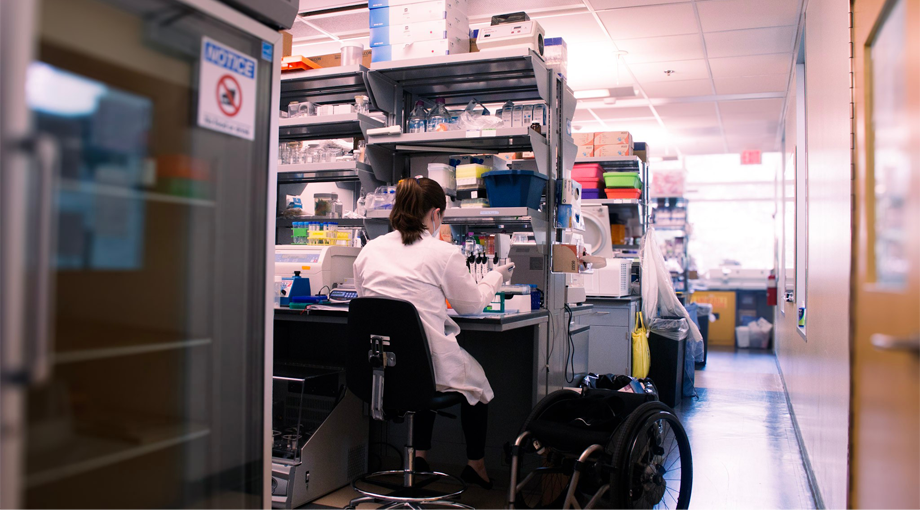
xmin=647 ymin=317 xmax=689 ymax=408
xmin=695 ymin=303 xmax=712 ymax=367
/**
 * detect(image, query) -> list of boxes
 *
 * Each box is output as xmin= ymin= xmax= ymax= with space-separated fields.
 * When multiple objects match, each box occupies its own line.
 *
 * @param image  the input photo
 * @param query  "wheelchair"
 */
xmin=508 ymin=385 xmax=692 ymax=509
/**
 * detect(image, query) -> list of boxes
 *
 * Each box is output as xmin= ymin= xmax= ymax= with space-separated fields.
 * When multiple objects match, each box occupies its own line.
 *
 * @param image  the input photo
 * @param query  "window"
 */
xmin=683 ymin=153 xmax=779 ymax=274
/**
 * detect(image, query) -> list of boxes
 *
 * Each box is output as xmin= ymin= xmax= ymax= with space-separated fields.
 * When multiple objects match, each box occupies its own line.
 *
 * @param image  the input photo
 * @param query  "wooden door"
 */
xmin=851 ymin=0 xmax=920 ymax=507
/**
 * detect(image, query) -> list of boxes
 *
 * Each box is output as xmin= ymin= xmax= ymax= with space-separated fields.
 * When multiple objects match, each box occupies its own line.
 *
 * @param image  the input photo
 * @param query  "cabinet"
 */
xmin=576 ymin=298 xmax=640 ymax=376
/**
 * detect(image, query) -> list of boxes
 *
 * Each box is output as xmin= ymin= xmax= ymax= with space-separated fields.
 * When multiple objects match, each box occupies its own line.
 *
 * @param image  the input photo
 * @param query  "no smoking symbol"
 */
xmin=216 ymin=74 xmax=242 ymax=117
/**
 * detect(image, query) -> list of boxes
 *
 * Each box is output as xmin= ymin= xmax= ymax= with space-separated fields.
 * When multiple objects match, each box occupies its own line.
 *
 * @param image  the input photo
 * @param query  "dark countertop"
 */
xmin=274 ymin=305 xmax=551 ymax=333
xmin=585 ymin=295 xmax=641 ymax=302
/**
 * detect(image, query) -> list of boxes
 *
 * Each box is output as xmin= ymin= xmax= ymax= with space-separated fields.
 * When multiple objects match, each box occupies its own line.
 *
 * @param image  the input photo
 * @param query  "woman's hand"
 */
xmin=495 ymin=262 xmax=515 ymax=283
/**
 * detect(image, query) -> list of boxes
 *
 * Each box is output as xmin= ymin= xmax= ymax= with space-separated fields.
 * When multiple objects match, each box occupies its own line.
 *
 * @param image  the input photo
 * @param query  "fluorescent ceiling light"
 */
xmin=574 ymin=89 xmax=610 ymax=99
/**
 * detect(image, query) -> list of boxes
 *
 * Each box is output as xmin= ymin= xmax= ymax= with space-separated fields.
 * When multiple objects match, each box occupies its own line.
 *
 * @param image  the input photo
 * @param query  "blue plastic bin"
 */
xmin=481 ymin=170 xmax=548 ymax=209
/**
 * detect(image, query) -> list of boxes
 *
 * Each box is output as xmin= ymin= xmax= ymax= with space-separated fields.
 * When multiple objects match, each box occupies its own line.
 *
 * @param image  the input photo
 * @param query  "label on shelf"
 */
xmin=465 ymin=130 xmax=481 ymax=138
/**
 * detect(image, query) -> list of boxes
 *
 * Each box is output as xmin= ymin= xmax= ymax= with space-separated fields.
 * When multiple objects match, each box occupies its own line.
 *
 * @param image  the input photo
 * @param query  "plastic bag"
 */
xmin=458 ymin=99 xmax=504 ymax=132
xmin=639 ymin=227 xmax=702 ymax=347
xmin=647 ymin=317 xmax=688 ymax=341
xmin=747 ymin=318 xmax=773 ymax=349
xmin=631 ymin=312 xmax=651 ymax=379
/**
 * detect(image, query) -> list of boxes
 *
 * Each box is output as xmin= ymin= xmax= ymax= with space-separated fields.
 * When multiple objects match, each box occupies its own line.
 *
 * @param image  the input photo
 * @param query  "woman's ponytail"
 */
xmin=389 ymin=177 xmax=447 ymax=245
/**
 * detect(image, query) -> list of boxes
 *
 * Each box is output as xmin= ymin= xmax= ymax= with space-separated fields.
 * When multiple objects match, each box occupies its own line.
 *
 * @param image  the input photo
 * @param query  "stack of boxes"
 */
xmin=449 ymin=155 xmax=508 ymax=208
xmin=369 ymin=0 xmax=470 ymax=63
xmin=573 ymin=131 xmax=633 ymax=158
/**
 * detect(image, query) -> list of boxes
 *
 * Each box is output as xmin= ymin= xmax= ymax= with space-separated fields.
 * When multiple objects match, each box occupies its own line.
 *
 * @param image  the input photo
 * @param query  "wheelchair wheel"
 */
xmin=609 ymin=402 xmax=692 ymax=509
xmin=514 ymin=389 xmax=580 ymax=508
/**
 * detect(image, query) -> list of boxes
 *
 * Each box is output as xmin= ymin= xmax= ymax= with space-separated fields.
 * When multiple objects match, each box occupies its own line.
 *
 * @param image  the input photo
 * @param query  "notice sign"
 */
xmin=198 ymin=37 xmax=257 ymax=141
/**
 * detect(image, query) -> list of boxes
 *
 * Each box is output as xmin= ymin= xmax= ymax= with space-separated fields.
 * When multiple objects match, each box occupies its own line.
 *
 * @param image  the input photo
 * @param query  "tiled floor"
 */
xmin=308 ymin=347 xmax=815 ymax=509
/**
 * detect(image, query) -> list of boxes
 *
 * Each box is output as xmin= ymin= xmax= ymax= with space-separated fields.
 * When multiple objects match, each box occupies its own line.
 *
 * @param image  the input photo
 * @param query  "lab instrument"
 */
xmin=476 ymin=20 xmax=545 ymax=56
xmin=275 ymin=245 xmax=361 ymax=294
xmin=271 ymin=365 xmax=368 ymax=508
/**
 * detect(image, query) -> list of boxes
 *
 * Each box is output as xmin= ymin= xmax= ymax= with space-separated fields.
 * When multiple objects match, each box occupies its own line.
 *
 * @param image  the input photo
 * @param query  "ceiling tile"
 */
xmin=714 ymin=74 xmax=790 ymax=95
xmin=589 ymin=105 xmax=655 ymax=120
xmin=655 ymin=102 xmax=717 ymax=117
xmin=615 ymin=34 xmax=706 ymax=63
xmin=697 ymin=0 xmax=801 ymax=33
xmin=468 ymin=0 xmax=584 ymax=18
xmin=704 ymin=26 xmax=797 ymax=58
xmin=307 ymin=11 xmax=368 ymax=35
xmin=670 ymin=126 xmax=723 ymax=137
xmin=640 ymin=79 xmax=714 ymax=98
xmin=627 ymin=59 xmax=709 ymax=83
xmin=598 ymin=3 xmax=698 ymax=40
xmin=708 ymin=53 xmax=792 ymax=77
xmin=722 ymin=122 xmax=779 ymax=136
xmin=661 ymin=114 xmax=722 ymax=129
xmin=534 ymin=14 xmax=628 ymax=90
xmin=719 ymin=98 xmax=784 ymax=121
xmin=290 ymin=19 xmax=325 ymax=39
xmin=592 ymin=0 xmax=690 ymax=8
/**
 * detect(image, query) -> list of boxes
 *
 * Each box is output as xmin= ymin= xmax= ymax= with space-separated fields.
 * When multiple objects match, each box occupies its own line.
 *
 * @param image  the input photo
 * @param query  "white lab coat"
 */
xmin=353 ymin=230 xmax=503 ymax=405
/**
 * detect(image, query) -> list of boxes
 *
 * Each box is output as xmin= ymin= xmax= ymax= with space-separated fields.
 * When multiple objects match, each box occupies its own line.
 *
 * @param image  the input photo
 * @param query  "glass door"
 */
xmin=2 ymin=0 xmax=278 ymax=507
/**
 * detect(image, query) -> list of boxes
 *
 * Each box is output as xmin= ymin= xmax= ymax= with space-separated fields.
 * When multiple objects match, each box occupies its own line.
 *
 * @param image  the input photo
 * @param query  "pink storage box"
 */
xmin=572 ymin=163 xmax=604 ymax=179
xmin=575 ymin=177 xmax=605 ymax=189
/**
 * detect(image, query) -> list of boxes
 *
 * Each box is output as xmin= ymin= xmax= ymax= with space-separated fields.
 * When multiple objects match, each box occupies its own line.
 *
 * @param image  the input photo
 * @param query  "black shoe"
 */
xmin=413 ymin=456 xmax=430 ymax=473
xmin=460 ymin=465 xmax=493 ymax=490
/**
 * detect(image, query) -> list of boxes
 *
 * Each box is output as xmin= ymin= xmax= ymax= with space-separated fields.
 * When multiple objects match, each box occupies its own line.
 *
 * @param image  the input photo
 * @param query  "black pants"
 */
xmin=413 ymin=401 xmax=488 ymax=460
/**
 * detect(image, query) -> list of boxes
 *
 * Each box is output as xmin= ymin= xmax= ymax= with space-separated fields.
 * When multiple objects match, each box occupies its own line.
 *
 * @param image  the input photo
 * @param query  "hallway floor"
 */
xmin=676 ymin=347 xmax=815 ymax=509
xmin=309 ymin=347 xmax=816 ymax=509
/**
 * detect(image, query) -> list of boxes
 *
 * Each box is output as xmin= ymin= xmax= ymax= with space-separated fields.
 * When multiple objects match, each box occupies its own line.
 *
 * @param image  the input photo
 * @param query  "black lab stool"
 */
xmin=345 ymin=297 xmax=472 ymax=510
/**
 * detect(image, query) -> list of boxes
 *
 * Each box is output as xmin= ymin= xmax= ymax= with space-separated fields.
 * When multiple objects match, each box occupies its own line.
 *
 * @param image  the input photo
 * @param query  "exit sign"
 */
xmin=741 ymin=150 xmax=761 ymax=165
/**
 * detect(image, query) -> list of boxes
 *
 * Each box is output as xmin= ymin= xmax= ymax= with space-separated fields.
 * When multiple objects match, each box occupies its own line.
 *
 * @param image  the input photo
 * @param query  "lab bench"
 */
xmin=273 ymin=305 xmax=587 ymax=478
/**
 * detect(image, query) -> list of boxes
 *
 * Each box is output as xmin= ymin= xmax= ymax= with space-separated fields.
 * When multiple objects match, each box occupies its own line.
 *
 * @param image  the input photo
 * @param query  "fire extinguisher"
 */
xmin=767 ymin=271 xmax=777 ymax=306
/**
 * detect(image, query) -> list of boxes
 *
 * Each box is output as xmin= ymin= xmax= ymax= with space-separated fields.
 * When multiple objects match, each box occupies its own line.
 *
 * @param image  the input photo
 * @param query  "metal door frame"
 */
xmin=0 ymin=0 xmax=281 ymax=507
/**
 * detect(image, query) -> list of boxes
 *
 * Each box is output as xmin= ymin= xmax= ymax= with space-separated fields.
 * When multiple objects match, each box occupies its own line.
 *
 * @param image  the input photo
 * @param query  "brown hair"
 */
xmin=389 ymin=177 xmax=447 ymax=245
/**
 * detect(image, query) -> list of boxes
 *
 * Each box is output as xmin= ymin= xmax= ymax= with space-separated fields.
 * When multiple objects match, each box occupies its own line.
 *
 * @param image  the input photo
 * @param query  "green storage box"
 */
xmin=603 ymin=171 xmax=641 ymax=189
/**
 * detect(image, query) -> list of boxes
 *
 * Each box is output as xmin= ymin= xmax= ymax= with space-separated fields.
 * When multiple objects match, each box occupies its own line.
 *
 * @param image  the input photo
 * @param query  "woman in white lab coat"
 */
xmin=354 ymin=177 xmax=515 ymax=489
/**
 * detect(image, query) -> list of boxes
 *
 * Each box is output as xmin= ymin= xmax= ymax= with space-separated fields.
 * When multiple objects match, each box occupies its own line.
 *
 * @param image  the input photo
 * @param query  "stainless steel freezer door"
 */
xmin=0 ymin=0 xmax=280 ymax=507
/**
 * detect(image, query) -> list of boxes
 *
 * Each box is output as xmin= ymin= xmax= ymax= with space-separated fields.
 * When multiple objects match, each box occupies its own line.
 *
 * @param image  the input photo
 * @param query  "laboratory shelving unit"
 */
xmin=361 ymin=47 xmax=577 ymax=398
xmin=276 ymin=65 xmax=389 ymax=244
xmin=650 ymin=197 xmax=690 ymax=293
xmin=579 ymin=155 xmax=651 ymax=250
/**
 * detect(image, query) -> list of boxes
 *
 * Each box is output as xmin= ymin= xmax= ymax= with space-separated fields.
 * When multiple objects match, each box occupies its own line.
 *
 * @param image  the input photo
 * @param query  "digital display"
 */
xmin=275 ymin=253 xmax=320 ymax=263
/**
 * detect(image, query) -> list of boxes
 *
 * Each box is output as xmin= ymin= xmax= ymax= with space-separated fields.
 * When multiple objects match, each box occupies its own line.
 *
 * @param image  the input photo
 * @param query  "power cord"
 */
xmin=564 ymin=304 xmax=576 ymax=384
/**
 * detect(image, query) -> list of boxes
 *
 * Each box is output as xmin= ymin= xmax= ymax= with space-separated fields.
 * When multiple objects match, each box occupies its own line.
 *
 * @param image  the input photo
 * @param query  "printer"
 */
xmin=274 ymin=245 xmax=361 ymax=293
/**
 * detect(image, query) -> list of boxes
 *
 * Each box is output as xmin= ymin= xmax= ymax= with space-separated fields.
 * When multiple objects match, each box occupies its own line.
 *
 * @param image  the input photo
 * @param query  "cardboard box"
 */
xmin=369 ymin=16 xmax=469 ymax=47
xmin=279 ymin=30 xmax=293 ymax=57
xmin=372 ymin=36 xmax=469 ymax=62
xmin=552 ymin=244 xmax=580 ymax=273
xmin=595 ymin=144 xmax=631 ymax=157
xmin=594 ymin=131 xmax=632 ymax=146
xmin=533 ymin=104 xmax=546 ymax=126
xmin=557 ymin=179 xmax=582 ymax=205
xmin=576 ymin=144 xmax=594 ymax=158
xmin=369 ymin=0 xmax=468 ymax=27
xmin=555 ymin=204 xmax=583 ymax=231
xmin=306 ymin=50 xmax=373 ymax=68
xmin=573 ymin=132 xmax=594 ymax=145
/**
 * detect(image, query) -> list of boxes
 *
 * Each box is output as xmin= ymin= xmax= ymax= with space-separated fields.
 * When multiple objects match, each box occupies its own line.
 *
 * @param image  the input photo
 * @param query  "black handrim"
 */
xmin=624 ymin=412 xmax=691 ymax=509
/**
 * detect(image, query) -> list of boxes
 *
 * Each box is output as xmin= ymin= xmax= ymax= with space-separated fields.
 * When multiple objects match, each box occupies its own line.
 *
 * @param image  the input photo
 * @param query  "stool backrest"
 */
xmin=346 ymin=297 xmax=436 ymax=412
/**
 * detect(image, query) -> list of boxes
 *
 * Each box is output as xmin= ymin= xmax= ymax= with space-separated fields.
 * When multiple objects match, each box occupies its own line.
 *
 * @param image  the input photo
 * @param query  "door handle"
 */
xmin=594 ymin=311 xmax=610 ymax=316
xmin=16 ymin=135 xmax=59 ymax=385
xmin=871 ymin=333 xmax=920 ymax=355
